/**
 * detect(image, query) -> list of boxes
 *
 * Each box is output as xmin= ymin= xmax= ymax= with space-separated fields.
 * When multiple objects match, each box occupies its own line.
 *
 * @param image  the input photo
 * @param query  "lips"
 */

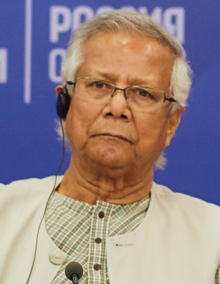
xmin=93 ymin=133 xmax=130 ymax=142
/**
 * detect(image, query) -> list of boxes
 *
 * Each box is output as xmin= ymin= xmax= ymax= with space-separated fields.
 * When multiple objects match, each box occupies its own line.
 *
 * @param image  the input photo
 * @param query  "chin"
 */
xmin=90 ymin=146 xmax=130 ymax=169
xmin=98 ymin=158 xmax=126 ymax=169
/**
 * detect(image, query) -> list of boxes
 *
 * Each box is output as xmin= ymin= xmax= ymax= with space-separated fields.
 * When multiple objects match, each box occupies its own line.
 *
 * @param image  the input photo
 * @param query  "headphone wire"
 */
xmin=25 ymin=119 xmax=65 ymax=284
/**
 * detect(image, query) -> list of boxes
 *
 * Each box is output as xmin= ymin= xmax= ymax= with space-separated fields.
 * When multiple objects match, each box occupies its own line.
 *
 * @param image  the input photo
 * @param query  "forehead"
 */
xmin=77 ymin=32 xmax=176 ymax=90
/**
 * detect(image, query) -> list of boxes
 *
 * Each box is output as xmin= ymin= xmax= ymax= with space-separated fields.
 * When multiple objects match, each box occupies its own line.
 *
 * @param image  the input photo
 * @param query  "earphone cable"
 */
xmin=25 ymin=119 xmax=65 ymax=284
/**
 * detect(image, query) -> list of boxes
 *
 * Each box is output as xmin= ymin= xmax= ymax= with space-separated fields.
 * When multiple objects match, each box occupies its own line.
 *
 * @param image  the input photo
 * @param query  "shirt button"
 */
xmin=95 ymin=238 xmax=102 ymax=244
xmin=49 ymin=249 xmax=66 ymax=265
xmin=98 ymin=211 xmax=104 ymax=218
xmin=94 ymin=264 xmax=101 ymax=270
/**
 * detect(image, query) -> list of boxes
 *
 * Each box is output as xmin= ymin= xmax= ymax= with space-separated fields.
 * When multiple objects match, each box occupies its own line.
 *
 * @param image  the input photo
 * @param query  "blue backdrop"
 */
xmin=1 ymin=0 xmax=220 ymax=204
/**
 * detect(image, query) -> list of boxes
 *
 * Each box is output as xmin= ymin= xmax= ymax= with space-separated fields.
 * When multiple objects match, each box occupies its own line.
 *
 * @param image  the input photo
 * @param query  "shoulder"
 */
xmin=151 ymin=182 xmax=220 ymax=224
xmin=152 ymin=181 xmax=220 ymax=209
xmin=0 ymin=176 xmax=63 ymax=193
xmin=0 ymin=176 xmax=63 ymax=209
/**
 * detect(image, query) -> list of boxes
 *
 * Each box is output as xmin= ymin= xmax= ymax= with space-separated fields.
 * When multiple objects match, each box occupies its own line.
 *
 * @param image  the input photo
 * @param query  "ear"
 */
xmin=56 ymin=85 xmax=64 ymax=96
xmin=165 ymin=106 xmax=185 ymax=147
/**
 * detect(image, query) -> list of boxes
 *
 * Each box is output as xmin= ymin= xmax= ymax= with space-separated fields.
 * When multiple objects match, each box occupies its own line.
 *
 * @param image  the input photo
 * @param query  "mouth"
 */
xmin=93 ymin=133 xmax=130 ymax=142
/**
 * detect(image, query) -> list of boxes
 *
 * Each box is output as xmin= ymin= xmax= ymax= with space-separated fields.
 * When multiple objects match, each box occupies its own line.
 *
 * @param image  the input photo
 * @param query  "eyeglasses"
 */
xmin=66 ymin=77 xmax=177 ymax=112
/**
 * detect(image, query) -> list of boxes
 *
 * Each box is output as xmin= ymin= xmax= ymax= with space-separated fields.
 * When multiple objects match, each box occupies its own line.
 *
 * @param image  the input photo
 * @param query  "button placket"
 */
xmin=87 ymin=201 xmax=114 ymax=283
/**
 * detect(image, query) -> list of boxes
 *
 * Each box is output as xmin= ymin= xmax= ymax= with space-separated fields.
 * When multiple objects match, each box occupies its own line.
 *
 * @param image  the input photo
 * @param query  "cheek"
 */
xmin=65 ymin=98 xmax=102 ymax=148
xmin=135 ymin=111 xmax=169 ymax=152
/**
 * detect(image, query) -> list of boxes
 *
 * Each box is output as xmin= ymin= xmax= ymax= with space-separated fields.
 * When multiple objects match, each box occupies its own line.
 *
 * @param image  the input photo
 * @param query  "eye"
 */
xmin=88 ymin=80 xmax=114 ymax=92
xmin=94 ymin=81 xmax=105 ymax=88
xmin=138 ymin=89 xmax=149 ymax=97
xmin=89 ymin=80 xmax=109 ymax=89
xmin=132 ymin=88 xmax=152 ymax=97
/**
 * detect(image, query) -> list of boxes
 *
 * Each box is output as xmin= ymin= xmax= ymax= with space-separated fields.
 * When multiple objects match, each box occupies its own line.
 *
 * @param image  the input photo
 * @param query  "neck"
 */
xmin=58 ymin=156 xmax=154 ymax=205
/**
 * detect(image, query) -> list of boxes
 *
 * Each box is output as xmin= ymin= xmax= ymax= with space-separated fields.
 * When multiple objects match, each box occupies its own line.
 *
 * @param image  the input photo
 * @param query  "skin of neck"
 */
xmin=57 ymin=152 xmax=154 ymax=205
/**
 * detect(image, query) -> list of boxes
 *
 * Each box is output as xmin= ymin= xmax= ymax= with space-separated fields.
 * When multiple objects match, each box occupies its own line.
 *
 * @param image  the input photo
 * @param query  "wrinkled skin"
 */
xmin=56 ymin=32 xmax=184 ymax=204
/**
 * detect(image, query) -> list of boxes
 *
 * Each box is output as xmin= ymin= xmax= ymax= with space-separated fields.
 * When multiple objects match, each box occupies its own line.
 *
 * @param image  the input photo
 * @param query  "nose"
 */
xmin=102 ymin=89 xmax=132 ymax=121
xmin=111 ymin=87 xmax=128 ymax=99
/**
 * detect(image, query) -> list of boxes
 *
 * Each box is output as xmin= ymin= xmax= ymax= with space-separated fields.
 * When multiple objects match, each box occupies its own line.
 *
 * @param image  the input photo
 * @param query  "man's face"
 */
xmin=62 ymin=32 xmax=180 ymax=174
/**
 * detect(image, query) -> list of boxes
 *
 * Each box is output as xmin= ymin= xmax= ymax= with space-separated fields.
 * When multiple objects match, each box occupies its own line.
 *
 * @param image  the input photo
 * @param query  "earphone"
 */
xmin=26 ymin=85 xmax=72 ymax=283
xmin=56 ymin=86 xmax=71 ymax=119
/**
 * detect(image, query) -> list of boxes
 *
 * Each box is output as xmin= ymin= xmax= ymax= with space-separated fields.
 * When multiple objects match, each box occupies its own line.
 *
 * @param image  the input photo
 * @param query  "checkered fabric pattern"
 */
xmin=45 ymin=192 xmax=220 ymax=284
xmin=216 ymin=267 xmax=220 ymax=284
xmin=45 ymin=192 xmax=150 ymax=284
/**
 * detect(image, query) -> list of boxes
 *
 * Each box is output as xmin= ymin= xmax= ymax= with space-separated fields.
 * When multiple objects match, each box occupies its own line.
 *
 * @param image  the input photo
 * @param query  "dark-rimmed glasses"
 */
xmin=66 ymin=77 xmax=177 ymax=112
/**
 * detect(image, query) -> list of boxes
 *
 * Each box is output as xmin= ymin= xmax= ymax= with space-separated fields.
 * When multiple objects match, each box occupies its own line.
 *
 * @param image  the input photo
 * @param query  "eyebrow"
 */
xmin=96 ymin=71 xmax=149 ymax=86
xmin=96 ymin=71 xmax=119 ymax=82
xmin=127 ymin=78 xmax=149 ymax=86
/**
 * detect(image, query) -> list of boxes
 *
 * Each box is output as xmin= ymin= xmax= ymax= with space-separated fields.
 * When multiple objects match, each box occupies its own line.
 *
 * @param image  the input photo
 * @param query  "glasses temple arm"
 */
xmin=66 ymin=81 xmax=75 ymax=86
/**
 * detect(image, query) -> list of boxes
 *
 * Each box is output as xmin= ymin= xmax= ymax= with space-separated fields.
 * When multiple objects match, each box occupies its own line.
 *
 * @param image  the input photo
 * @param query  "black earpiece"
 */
xmin=56 ymin=86 xmax=71 ymax=119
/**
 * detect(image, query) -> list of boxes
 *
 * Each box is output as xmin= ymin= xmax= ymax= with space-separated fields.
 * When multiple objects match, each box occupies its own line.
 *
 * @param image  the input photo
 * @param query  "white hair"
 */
xmin=59 ymin=9 xmax=192 ymax=169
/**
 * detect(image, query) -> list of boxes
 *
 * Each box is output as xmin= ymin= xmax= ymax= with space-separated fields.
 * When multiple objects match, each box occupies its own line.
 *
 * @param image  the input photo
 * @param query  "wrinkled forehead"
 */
xmin=77 ymin=32 xmax=176 ymax=90
xmin=81 ymin=31 xmax=176 ymax=69
xmin=83 ymin=29 xmax=178 ymax=55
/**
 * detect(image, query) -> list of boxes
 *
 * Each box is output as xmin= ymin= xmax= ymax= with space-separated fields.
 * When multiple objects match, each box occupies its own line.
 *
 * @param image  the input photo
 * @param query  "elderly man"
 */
xmin=1 ymin=10 xmax=220 ymax=284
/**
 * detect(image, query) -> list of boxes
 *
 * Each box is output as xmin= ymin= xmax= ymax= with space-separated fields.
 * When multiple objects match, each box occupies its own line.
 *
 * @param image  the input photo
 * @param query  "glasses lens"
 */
xmin=76 ymin=78 xmax=114 ymax=101
xmin=127 ymin=87 xmax=164 ymax=110
xmin=75 ymin=78 xmax=166 ymax=111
